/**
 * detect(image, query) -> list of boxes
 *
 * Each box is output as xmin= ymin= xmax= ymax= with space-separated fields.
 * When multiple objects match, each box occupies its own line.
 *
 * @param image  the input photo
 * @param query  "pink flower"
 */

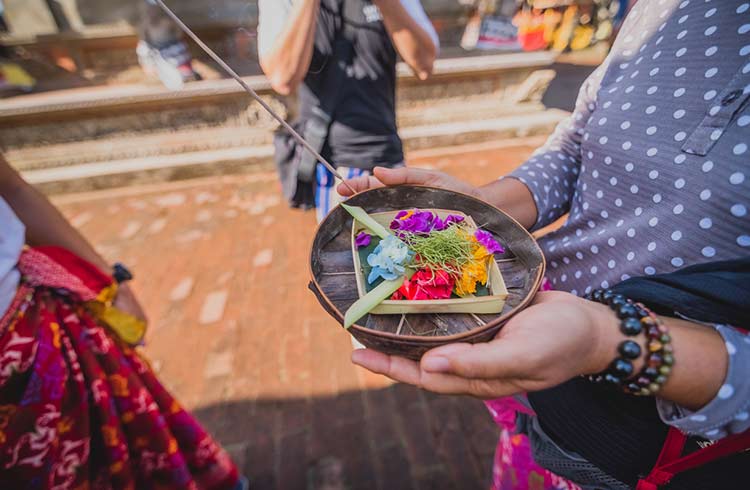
xmin=392 ymin=269 xmax=455 ymax=300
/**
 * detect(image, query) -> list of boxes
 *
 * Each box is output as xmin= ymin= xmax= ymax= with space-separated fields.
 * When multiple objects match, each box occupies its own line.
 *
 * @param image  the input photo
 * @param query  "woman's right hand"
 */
xmin=339 ymin=166 xmax=539 ymax=230
xmin=337 ymin=166 xmax=483 ymax=199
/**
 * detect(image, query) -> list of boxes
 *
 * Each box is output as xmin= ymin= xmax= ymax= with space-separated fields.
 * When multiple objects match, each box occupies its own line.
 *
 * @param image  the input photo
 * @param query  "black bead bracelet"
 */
xmin=585 ymin=289 xmax=674 ymax=396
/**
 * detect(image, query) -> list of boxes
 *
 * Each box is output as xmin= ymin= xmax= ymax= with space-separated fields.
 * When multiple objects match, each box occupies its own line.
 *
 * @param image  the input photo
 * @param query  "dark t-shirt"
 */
xmin=299 ymin=0 xmax=404 ymax=168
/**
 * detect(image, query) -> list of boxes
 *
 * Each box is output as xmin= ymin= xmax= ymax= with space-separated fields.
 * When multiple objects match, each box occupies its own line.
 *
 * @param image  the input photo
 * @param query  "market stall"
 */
xmin=459 ymin=0 xmax=630 ymax=53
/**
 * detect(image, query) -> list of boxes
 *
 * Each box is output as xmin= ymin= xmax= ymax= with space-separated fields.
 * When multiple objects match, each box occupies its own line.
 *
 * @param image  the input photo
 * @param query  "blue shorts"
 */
xmin=315 ymin=164 xmax=371 ymax=223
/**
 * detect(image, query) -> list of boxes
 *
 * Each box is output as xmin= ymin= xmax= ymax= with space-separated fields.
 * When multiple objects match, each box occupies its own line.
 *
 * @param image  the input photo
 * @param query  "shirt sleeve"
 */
xmin=257 ymin=0 xmax=293 ymax=58
xmin=656 ymin=325 xmax=750 ymax=441
xmin=505 ymin=2 xmax=648 ymax=231
xmin=398 ymin=0 xmax=440 ymax=51
xmin=507 ymin=61 xmax=607 ymax=231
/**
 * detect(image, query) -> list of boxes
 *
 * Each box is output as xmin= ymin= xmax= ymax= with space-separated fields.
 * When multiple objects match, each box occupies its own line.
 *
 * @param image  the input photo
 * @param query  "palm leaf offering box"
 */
xmin=309 ymin=186 xmax=546 ymax=360
xmin=351 ymin=209 xmax=509 ymax=315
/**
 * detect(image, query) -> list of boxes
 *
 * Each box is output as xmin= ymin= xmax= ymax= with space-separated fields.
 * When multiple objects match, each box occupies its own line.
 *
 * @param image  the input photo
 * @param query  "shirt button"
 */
xmin=721 ymin=90 xmax=742 ymax=106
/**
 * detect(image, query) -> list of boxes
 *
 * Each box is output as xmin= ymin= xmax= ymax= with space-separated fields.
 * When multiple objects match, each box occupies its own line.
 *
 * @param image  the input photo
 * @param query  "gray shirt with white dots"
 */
xmin=509 ymin=0 xmax=750 ymax=440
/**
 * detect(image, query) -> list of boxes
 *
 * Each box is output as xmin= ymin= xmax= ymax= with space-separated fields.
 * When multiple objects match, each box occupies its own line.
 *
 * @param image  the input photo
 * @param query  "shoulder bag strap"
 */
xmin=637 ymin=427 xmax=750 ymax=490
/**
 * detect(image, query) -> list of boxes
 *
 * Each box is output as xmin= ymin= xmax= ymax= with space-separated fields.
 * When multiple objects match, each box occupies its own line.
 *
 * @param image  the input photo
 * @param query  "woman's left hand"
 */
xmin=114 ymin=283 xmax=149 ymax=325
xmin=352 ymin=291 xmax=621 ymax=399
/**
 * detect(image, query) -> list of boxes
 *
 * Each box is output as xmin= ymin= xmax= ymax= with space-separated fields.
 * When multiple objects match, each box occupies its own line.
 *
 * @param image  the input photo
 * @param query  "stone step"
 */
xmin=7 ymin=99 xmax=549 ymax=172
xmin=23 ymin=109 xmax=567 ymax=194
xmin=6 ymin=51 xmax=563 ymax=194
xmin=2 ymin=52 xmax=557 ymax=167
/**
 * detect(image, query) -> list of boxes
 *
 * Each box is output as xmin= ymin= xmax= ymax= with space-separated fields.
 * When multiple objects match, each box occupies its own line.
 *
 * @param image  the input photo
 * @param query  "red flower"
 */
xmin=392 ymin=269 xmax=455 ymax=300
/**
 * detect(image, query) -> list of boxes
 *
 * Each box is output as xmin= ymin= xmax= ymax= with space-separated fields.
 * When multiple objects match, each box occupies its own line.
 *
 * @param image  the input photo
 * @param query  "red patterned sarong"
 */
xmin=0 ymin=247 xmax=239 ymax=489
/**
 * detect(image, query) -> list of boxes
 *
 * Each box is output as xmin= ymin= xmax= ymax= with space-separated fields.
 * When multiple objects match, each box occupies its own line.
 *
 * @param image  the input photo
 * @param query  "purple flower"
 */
xmin=437 ymin=214 xmax=465 ymax=230
xmin=474 ymin=229 xmax=505 ymax=254
xmin=355 ymin=232 xmax=372 ymax=248
xmin=390 ymin=210 xmax=465 ymax=235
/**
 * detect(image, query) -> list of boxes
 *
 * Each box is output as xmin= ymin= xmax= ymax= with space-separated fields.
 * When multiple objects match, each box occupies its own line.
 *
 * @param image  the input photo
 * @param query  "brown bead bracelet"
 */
xmin=585 ymin=289 xmax=674 ymax=396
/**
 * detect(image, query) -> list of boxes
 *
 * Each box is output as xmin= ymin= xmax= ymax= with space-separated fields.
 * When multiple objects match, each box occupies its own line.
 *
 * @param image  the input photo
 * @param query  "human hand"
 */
xmin=114 ymin=283 xmax=149 ymax=325
xmin=337 ymin=166 xmax=482 ymax=199
xmin=351 ymin=291 xmax=623 ymax=399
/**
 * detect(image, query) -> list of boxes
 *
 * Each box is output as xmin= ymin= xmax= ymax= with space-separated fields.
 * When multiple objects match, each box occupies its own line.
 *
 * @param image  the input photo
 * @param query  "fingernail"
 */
xmin=422 ymin=356 xmax=451 ymax=373
xmin=351 ymin=349 xmax=367 ymax=365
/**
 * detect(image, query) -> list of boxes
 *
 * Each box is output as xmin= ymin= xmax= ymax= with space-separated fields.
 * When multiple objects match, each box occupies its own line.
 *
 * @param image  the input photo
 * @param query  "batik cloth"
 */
xmin=0 ymin=246 xmax=239 ymax=489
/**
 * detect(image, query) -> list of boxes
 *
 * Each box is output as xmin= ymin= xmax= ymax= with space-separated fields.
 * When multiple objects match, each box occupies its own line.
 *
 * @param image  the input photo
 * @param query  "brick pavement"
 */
xmin=53 ymin=137 xmax=549 ymax=490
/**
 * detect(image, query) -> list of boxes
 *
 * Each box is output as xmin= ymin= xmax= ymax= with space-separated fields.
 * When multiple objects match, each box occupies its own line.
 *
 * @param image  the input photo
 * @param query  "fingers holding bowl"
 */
xmin=337 ymin=167 xmax=470 ymax=197
xmin=337 ymin=174 xmax=384 ymax=196
xmin=351 ymin=346 xmax=524 ymax=398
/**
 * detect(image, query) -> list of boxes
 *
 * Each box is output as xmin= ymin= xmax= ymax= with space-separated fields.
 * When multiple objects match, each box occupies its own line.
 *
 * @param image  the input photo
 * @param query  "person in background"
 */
xmin=258 ymin=0 xmax=439 ymax=222
xmin=339 ymin=0 xmax=750 ymax=487
xmin=137 ymin=0 xmax=201 ymax=90
xmin=0 ymin=156 xmax=246 ymax=489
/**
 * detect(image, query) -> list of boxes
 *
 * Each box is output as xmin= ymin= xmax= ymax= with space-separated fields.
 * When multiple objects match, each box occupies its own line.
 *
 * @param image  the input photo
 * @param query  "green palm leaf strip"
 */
xmin=340 ymin=203 xmax=391 ymax=239
xmin=340 ymin=203 xmax=410 ymax=328
xmin=343 ymin=269 xmax=415 ymax=329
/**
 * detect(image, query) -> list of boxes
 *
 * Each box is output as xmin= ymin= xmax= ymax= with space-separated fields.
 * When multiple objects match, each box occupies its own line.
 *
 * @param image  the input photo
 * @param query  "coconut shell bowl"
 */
xmin=309 ymin=185 xmax=546 ymax=360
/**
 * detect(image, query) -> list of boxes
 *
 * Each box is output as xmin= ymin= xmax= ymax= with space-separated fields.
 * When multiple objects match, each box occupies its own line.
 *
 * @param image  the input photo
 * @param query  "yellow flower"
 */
xmin=455 ymin=245 xmax=491 ymax=296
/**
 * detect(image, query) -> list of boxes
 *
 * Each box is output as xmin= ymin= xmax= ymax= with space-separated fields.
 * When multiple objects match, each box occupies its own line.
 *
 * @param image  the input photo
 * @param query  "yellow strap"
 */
xmin=87 ymin=283 xmax=147 ymax=346
xmin=97 ymin=306 xmax=147 ymax=346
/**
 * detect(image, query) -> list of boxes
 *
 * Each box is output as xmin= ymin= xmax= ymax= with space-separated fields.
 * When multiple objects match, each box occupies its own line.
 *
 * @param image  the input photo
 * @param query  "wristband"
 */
xmin=585 ymin=289 xmax=674 ymax=396
xmin=112 ymin=263 xmax=134 ymax=284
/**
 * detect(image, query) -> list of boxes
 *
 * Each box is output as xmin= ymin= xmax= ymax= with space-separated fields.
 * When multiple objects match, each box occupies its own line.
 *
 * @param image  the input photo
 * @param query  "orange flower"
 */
xmin=455 ymin=245 xmax=492 ymax=297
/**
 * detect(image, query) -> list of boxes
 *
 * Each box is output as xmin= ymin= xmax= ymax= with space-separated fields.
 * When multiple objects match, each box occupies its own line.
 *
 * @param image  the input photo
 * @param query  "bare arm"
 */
xmin=0 ymin=157 xmax=147 ymax=321
xmin=352 ymin=291 xmax=729 ymax=412
xmin=0 ymin=157 xmax=108 ymax=271
xmin=338 ymin=166 xmax=538 ymax=230
xmin=587 ymin=302 xmax=727 ymax=411
xmin=374 ymin=0 xmax=437 ymax=80
xmin=258 ymin=0 xmax=320 ymax=95
xmin=475 ymin=178 xmax=538 ymax=231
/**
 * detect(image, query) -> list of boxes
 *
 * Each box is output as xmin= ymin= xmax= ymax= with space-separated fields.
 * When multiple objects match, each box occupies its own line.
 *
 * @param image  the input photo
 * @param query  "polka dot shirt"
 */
xmin=509 ymin=0 xmax=750 ymax=439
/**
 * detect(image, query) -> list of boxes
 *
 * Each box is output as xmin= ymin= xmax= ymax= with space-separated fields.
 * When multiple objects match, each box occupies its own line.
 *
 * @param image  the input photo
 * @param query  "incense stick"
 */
xmin=153 ymin=0 xmax=356 ymax=194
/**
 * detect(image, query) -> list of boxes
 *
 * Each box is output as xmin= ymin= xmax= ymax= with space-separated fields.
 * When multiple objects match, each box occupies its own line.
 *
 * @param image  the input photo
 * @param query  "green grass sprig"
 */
xmin=401 ymin=225 xmax=478 ymax=278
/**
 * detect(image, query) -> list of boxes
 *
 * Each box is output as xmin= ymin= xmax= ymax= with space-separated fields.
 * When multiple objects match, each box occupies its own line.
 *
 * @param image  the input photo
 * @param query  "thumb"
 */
xmin=421 ymin=341 xmax=518 ymax=380
xmin=373 ymin=166 xmax=433 ymax=186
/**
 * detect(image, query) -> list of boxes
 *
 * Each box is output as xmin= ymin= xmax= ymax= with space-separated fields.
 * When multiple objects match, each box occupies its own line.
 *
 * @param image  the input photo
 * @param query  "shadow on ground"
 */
xmin=194 ymin=385 xmax=500 ymax=490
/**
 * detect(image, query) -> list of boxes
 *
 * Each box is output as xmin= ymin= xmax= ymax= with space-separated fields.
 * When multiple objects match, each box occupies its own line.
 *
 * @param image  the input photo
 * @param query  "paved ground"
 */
xmin=51 ymin=136 xmax=548 ymax=490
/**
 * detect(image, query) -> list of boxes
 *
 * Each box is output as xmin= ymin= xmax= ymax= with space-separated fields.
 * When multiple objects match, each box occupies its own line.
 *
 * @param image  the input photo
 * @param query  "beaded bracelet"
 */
xmin=584 ymin=289 xmax=674 ymax=396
